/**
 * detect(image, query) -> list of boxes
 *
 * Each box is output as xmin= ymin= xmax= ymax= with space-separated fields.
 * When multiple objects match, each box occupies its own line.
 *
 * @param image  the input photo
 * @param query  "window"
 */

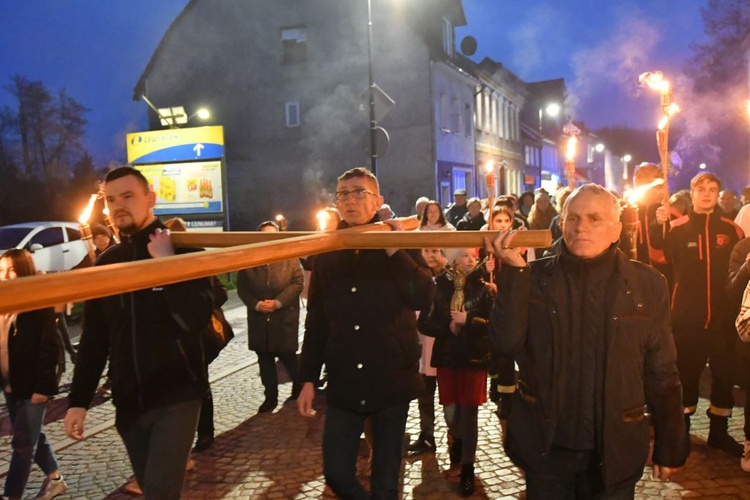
xmin=451 ymin=97 xmax=461 ymax=134
xmin=281 ymin=26 xmax=307 ymax=64
xmin=482 ymin=94 xmax=492 ymax=132
xmin=65 ymin=227 xmax=81 ymax=242
xmin=464 ymin=103 xmax=472 ymax=137
xmin=442 ymin=18 xmax=454 ymax=56
xmin=440 ymin=94 xmax=450 ymax=132
xmin=491 ymin=96 xmax=497 ymax=136
xmin=285 ymin=100 xmax=300 ymax=128
xmin=474 ymin=90 xmax=482 ymax=131
xmin=503 ymin=101 xmax=513 ymax=140
xmin=29 ymin=228 xmax=64 ymax=248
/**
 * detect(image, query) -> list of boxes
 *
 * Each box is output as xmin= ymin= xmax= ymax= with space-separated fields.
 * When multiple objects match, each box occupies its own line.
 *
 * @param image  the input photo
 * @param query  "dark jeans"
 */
xmin=257 ymin=351 xmax=298 ymax=401
xmin=525 ymin=447 xmax=637 ymax=499
xmin=323 ymin=402 xmax=409 ymax=500
xmin=3 ymin=393 xmax=59 ymax=498
xmin=120 ymin=399 xmax=201 ymax=500
xmin=673 ymin=325 xmax=736 ymax=413
xmin=416 ymin=375 xmax=436 ymax=438
xmin=196 ymin=385 xmax=214 ymax=440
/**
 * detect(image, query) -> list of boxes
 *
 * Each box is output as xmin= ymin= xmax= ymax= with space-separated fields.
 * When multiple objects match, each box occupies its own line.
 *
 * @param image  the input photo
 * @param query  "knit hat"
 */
xmin=91 ymin=224 xmax=111 ymax=238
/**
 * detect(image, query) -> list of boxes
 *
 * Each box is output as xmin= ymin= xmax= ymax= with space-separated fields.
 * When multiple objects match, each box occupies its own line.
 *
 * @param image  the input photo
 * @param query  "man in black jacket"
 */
xmin=64 ymin=167 xmax=214 ymax=500
xmin=298 ymin=167 xmax=435 ymax=499
xmin=488 ymin=184 xmax=687 ymax=498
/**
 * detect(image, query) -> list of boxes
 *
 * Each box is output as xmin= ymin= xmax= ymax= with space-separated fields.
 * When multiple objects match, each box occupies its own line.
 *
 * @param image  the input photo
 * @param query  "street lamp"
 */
xmin=140 ymin=95 xmax=210 ymax=129
xmin=537 ymin=103 xmax=561 ymax=187
xmin=190 ymin=108 xmax=210 ymax=121
xmin=366 ymin=0 xmax=377 ymax=177
xmin=622 ymin=154 xmax=632 ymax=186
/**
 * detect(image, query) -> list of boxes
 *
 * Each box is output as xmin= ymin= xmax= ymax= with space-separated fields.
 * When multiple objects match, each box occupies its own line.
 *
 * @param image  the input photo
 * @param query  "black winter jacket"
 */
xmin=490 ymin=246 xmax=688 ymax=491
xmin=299 ymin=217 xmax=436 ymax=413
xmin=4 ymin=308 xmax=60 ymax=399
xmin=237 ymin=258 xmax=304 ymax=354
xmin=726 ymin=237 xmax=750 ymax=358
xmin=417 ymin=272 xmax=492 ymax=369
xmin=651 ymin=210 xmax=743 ymax=329
xmin=68 ymin=219 xmax=214 ymax=432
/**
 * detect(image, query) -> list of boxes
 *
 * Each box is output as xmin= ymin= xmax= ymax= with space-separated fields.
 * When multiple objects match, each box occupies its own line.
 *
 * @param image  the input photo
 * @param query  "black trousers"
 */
xmin=196 ymin=386 xmax=214 ymax=439
xmin=673 ymin=324 xmax=736 ymax=413
xmin=525 ymin=447 xmax=637 ymax=499
xmin=257 ymin=351 xmax=298 ymax=400
xmin=416 ymin=375 xmax=436 ymax=438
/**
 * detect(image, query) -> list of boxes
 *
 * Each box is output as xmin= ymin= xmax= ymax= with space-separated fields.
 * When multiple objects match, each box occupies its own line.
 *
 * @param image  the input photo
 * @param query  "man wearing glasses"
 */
xmin=298 ymin=167 xmax=436 ymax=499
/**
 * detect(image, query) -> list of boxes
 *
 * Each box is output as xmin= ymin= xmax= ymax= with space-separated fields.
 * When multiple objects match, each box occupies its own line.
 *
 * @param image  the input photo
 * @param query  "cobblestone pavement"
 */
xmin=1 ymin=290 xmax=749 ymax=498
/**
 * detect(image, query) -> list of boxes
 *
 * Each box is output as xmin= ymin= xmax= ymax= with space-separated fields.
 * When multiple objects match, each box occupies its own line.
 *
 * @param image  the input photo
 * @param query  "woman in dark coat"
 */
xmin=417 ymin=248 xmax=493 ymax=497
xmin=0 ymin=249 xmax=66 ymax=500
xmin=237 ymin=221 xmax=304 ymax=413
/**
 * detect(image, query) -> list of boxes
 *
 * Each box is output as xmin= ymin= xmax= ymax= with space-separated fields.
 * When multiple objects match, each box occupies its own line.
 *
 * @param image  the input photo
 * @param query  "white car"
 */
xmin=0 ymin=221 xmax=91 ymax=273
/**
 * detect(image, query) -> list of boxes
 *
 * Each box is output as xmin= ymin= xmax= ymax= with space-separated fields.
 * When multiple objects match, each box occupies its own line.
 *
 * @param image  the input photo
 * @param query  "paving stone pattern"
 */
xmin=1 ymin=291 xmax=748 ymax=498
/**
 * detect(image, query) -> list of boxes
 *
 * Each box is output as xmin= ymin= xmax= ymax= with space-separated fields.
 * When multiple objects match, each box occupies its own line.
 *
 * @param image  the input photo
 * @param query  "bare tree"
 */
xmin=3 ymin=74 xmax=89 ymax=182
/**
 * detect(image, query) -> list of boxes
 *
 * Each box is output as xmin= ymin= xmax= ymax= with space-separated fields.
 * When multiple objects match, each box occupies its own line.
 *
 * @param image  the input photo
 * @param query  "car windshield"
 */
xmin=0 ymin=227 xmax=31 ymax=249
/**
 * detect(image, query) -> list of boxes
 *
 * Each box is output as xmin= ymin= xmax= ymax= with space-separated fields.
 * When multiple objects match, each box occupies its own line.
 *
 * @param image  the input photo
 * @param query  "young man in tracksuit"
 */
xmin=652 ymin=171 xmax=745 ymax=456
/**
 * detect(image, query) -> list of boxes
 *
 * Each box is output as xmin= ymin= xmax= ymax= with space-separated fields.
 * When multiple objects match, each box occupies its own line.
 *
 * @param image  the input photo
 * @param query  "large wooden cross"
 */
xmin=0 ymin=218 xmax=551 ymax=314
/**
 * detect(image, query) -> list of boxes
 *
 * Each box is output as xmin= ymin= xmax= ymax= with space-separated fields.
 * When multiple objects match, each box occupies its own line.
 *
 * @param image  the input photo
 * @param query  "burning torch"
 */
xmin=77 ymin=194 xmax=97 ymax=242
xmin=316 ymin=210 xmax=330 ymax=232
xmin=275 ymin=213 xmax=288 ymax=232
xmin=620 ymin=178 xmax=666 ymax=260
xmin=562 ymin=121 xmax=581 ymax=189
xmin=639 ymin=71 xmax=679 ymax=208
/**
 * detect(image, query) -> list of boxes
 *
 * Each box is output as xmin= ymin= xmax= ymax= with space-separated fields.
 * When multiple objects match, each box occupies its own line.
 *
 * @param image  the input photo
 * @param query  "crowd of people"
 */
xmin=4 ymin=162 xmax=750 ymax=498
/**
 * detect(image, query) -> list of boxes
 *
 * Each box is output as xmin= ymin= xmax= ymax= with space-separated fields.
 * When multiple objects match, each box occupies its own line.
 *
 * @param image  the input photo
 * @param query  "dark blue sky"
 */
xmin=0 ymin=1 xmax=707 ymax=164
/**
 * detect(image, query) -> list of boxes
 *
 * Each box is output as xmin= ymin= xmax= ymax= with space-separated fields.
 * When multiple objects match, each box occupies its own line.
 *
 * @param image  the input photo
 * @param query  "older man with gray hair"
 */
xmin=487 ymin=183 xmax=687 ymax=498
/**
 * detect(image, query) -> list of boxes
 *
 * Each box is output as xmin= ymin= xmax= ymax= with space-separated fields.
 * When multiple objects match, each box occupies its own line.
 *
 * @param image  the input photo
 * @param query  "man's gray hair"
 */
xmin=562 ymin=183 xmax=621 ymax=221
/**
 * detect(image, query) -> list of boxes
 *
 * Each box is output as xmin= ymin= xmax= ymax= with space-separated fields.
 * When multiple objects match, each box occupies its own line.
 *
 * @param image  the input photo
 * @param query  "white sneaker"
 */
xmin=34 ymin=474 xmax=67 ymax=499
xmin=742 ymin=440 xmax=750 ymax=472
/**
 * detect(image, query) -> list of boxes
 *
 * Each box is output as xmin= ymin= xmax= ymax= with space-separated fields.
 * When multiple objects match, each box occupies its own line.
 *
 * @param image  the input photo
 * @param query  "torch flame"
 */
xmin=78 ymin=194 xmax=98 ymax=224
xmin=639 ymin=71 xmax=670 ymax=93
xmin=316 ymin=210 xmax=329 ymax=231
xmin=484 ymin=159 xmax=494 ymax=174
xmin=666 ymin=102 xmax=680 ymax=116
xmin=627 ymin=178 xmax=665 ymax=205
xmin=565 ymin=136 xmax=578 ymax=161
xmin=658 ymin=115 xmax=669 ymax=131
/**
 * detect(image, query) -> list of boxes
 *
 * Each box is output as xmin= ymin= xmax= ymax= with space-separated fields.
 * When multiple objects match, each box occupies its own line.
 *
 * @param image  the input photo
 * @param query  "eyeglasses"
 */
xmin=335 ymin=188 xmax=375 ymax=202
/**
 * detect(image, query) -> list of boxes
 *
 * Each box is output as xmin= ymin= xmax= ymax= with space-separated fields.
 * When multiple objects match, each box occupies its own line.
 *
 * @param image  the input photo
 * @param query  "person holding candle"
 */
xmin=298 ymin=167 xmax=435 ymax=499
xmin=482 ymin=205 xmax=522 ymax=421
xmin=0 ymin=249 xmax=67 ymax=500
xmin=63 ymin=166 xmax=214 ymax=500
xmin=489 ymin=184 xmax=687 ymax=497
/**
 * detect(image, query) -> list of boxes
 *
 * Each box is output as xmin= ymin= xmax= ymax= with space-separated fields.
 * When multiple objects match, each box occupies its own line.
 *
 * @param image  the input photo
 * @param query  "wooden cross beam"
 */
xmin=0 ymin=219 xmax=551 ymax=315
